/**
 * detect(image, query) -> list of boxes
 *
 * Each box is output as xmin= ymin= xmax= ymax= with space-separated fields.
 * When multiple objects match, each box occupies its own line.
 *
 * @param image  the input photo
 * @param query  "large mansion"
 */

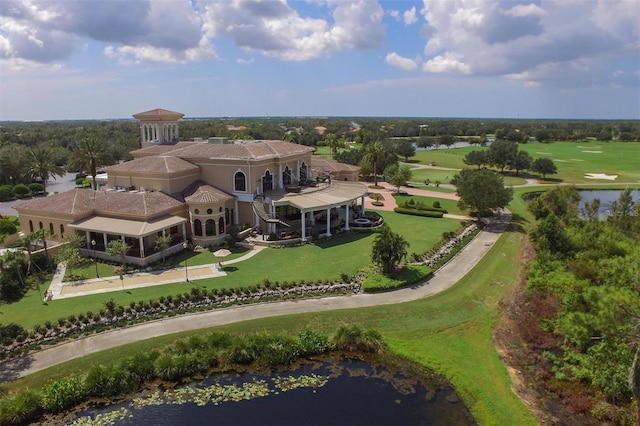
xmin=14 ymin=109 xmax=368 ymax=266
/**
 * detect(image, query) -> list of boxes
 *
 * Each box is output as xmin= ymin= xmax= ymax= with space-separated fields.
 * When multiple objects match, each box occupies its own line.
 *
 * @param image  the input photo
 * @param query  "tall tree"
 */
xmin=488 ymin=139 xmax=518 ymax=172
xmin=395 ymin=141 xmax=416 ymax=162
xmin=531 ymin=157 xmax=558 ymax=179
xmin=364 ymin=141 xmax=385 ymax=186
xmin=28 ymin=147 xmax=66 ymax=195
xmin=463 ymin=150 xmax=488 ymax=169
xmin=71 ymin=139 xmax=111 ymax=190
xmin=385 ymin=164 xmax=412 ymax=193
xmin=509 ymin=150 xmax=532 ymax=175
xmin=154 ymin=234 xmax=173 ymax=264
xmin=106 ymin=239 xmax=131 ymax=273
xmin=452 ymin=168 xmax=513 ymax=216
xmin=371 ymin=225 xmax=409 ymax=274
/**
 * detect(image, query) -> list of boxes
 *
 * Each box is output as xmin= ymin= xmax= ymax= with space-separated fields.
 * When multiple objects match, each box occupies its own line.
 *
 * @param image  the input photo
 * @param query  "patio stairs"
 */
xmin=252 ymin=199 xmax=290 ymax=227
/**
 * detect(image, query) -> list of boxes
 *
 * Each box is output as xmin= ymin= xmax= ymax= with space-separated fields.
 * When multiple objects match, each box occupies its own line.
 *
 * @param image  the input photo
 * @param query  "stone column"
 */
xmin=361 ymin=195 xmax=366 ymax=215
xmin=344 ymin=204 xmax=350 ymax=230
xmin=326 ymin=208 xmax=331 ymax=237
xmin=139 ymin=237 xmax=145 ymax=258
xmin=301 ymin=210 xmax=307 ymax=242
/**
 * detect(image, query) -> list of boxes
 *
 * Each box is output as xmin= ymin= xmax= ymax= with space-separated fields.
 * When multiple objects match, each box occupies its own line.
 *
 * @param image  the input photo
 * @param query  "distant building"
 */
xmin=14 ymin=109 xmax=367 ymax=266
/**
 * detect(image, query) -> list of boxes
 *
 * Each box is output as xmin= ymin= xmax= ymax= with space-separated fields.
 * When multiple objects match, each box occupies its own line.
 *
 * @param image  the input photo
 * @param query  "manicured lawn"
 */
xmin=1 ymin=213 xmax=463 ymax=329
xmin=7 ymin=217 xmax=534 ymax=425
xmin=413 ymin=142 xmax=640 ymax=184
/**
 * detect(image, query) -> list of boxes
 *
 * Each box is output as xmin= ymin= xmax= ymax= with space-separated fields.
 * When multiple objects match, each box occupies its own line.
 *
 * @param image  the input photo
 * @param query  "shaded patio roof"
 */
xmin=69 ymin=215 xmax=187 ymax=238
xmin=273 ymin=181 xmax=368 ymax=211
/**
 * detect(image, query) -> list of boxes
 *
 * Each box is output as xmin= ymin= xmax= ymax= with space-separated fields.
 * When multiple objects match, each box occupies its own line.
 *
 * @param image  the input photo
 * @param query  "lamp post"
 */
xmin=91 ymin=239 xmax=99 ymax=278
xmin=182 ymin=241 xmax=189 ymax=282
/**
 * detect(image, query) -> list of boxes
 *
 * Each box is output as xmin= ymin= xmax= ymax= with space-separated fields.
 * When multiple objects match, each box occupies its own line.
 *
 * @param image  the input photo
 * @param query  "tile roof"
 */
xmin=183 ymin=180 xmax=234 ymax=204
xmin=169 ymin=140 xmax=314 ymax=160
xmin=14 ymin=189 xmax=184 ymax=218
xmin=132 ymin=108 xmax=184 ymax=121
xmin=310 ymin=157 xmax=360 ymax=174
xmin=105 ymin=156 xmax=199 ymax=175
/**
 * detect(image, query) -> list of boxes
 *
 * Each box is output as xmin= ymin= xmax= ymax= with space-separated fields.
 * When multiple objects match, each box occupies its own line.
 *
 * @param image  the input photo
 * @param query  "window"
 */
xmin=300 ymin=162 xmax=308 ymax=181
xmin=194 ymin=219 xmax=202 ymax=236
xmin=29 ymin=220 xmax=33 ymax=233
xmin=262 ymin=170 xmax=273 ymax=193
xmin=39 ymin=221 xmax=43 ymax=230
xmin=194 ymin=208 xmax=200 ymax=214
xmin=206 ymin=219 xmax=215 ymax=236
xmin=49 ymin=223 xmax=54 ymax=236
xmin=218 ymin=217 xmax=225 ymax=234
xmin=207 ymin=208 xmax=213 ymax=215
xmin=60 ymin=224 xmax=65 ymax=238
xmin=283 ymin=166 xmax=292 ymax=185
xmin=234 ymin=171 xmax=246 ymax=192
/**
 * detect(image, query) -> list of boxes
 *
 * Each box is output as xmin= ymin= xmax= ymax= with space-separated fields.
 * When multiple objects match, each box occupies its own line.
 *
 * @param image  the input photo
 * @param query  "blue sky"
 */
xmin=0 ymin=0 xmax=638 ymax=121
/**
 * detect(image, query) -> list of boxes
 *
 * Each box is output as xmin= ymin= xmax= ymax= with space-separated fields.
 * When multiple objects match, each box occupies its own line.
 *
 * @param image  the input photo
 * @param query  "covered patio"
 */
xmin=260 ymin=181 xmax=373 ymax=242
xmin=69 ymin=215 xmax=188 ymax=267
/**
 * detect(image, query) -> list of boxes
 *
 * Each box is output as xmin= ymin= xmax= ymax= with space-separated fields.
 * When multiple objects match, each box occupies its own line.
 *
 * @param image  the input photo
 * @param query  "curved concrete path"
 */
xmin=1 ymin=211 xmax=510 ymax=381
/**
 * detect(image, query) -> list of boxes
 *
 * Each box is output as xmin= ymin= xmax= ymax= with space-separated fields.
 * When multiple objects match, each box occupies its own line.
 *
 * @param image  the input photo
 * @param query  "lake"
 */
xmin=578 ymin=189 xmax=639 ymax=218
xmin=72 ymin=357 xmax=476 ymax=426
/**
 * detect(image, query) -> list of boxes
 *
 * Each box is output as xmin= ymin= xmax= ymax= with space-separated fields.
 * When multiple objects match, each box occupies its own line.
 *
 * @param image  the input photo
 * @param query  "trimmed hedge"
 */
xmin=393 ymin=207 xmax=444 ymax=218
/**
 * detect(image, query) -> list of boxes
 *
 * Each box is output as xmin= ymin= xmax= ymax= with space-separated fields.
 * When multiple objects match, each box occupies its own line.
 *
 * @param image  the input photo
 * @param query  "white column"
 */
xmin=234 ymin=200 xmax=240 ymax=224
xmin=181 ymin=222 xmax=187 ymax=242
xmin=326 ymin=208 xmax=331 ymax=237
xmin=85 ymin=231 xmax=91 ymax=248
xmin=301 ymin=210 xmax=307 ymax=241
xmin=140 ymin=126 xmax=145 ymax=145
xmin=361 ymin=195 xmax=366 ymax=215
xmin=102 ymin=233 xmax=107 ymax=247
xmin=278 ymin=165 xmax=283 ymax=188
xmin=139 ymin=237 xmax=145 ymax=258
xmin=345 ymin=204 xmax=350 ymax=230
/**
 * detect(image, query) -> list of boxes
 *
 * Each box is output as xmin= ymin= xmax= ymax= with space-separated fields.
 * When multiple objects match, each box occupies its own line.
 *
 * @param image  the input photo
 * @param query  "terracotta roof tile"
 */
xmin=183 ymin=181 xmax=234 ymax=204
xmin=169 ymin=140 xmax=314 ymax=160
xmin=132 ymin=108 xmax=184 ymax=120
xmin=310 ymin=157 xmax=360 ymax=173
xmin=13 ymin=189 xmax=95 ymax=215
xmin=106 ymin=156 xmax=199 ymax=175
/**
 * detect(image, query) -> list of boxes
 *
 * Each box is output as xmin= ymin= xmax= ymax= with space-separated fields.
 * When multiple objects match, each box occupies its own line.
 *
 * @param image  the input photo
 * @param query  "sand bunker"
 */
xmin=585 ymin=173 xmax=618 ymax=180
xmin=582 ymin=150 xmax=602 ymax=153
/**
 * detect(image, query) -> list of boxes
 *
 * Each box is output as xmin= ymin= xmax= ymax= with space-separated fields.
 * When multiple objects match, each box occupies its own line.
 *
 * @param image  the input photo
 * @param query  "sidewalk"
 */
xmin=50 ymin=246 xmax=265 ymax=300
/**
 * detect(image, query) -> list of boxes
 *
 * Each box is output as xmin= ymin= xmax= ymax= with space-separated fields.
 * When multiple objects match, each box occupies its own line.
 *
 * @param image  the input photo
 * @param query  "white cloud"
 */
xmin=385 ymin=52 xmax=418 ymax=71
xmin=200 ymin=0 xmax=385 ymax=61
xmin=236 ymin=57 xmax=254 ymax=64
xmin=418 ymin=0 xmax=640 ymax=88
xmin=388 ymin=9 xmax=400 ymax=20
xmin=403 ymin=6 xmax=418 ymax=25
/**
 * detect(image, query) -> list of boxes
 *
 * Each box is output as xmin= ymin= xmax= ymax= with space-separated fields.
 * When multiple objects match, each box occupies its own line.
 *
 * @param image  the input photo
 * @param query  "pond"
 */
xmin=71 ymin=358 xmax=475 ymax=426
xmin=578 ymin=189 xmax=639 ymax=218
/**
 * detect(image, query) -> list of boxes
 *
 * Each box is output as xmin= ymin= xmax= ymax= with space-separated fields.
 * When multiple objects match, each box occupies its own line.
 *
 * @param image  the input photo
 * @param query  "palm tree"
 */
xmin=71 ymin=139 xmax=110 ymax=190
xmin=371 ymin=224 xmax=409 ymax=274
xmin=28 ymin=148 xmax=66 ymax=195
xmin=17 ymin=232 xmax=38 ymax=274
xmin=154 ymin=234 xmax=173 ymax=264
xmin=364 ymin=141 xmax=385 ymax=187
xmin=325 ymin=133 xmax=339 ymax=160
xmin=32 ymin=228 xmax=52 ymax=268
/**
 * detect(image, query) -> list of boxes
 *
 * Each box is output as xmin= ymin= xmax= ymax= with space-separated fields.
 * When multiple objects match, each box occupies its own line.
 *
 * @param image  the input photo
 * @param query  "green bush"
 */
xmin=393 ymin=207 xmax=444 ymax=218
xmin=28 ymin=182 xmax=43 ymax=194
xmin=0 ymin=219 xmax=17 ymax=235
xmin=0 ymin=185 xmax=14 ymax=201
xmin=41 ymin=376 xmax=85 ymax=413
xmin=331 ymin=325 xmax=386 ymax=354
xmin=11 ymin=184 xmax=30 ymax=198
xmin=298 ymin=330 xmax=332 ymax=355
xmin=0 ymin=389 xmax=41 ymax=425
xmin=363 ymin=265 xmax=432 ymax=292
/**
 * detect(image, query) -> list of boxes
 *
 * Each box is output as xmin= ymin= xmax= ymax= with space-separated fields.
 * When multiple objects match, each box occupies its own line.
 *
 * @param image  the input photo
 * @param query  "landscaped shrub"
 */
xmin=298 ymin=330 xmax=332 ymax=355
xmin=41 ymin=376 xmax=85 ymax=413
xmin=0 ymin=185 xmax=13 ymax=201
xmin=393 ymin=207 xmax=444 ymax=218
xmin=362 ymin=265 xmax=432 ymax=292
xmin=0 ymin=323 xmax=25 ymax=346
xmin=0 ymin=219 xmax=17 ymax=235
xmin=28 ymin=182 xmax=43 ymax=195
xmin=11 ymin=184 xmax=30 ymax=198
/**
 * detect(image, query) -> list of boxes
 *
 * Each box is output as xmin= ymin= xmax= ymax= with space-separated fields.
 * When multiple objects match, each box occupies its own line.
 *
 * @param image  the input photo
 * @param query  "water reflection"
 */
xmin=73 ymin=358 xmax=475 ymax=426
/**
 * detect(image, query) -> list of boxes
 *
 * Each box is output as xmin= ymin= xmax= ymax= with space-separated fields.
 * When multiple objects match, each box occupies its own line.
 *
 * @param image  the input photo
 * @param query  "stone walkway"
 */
xmin=49 ymin=247 xmax=265 ymax=300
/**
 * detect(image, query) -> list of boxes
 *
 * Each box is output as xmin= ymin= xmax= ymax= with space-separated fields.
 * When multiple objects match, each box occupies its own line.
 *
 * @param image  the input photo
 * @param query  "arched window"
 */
xmin=39 ymin=221 xmax=43 ymax=230
xmin=300 ymin=162 xmax=308 ymax=181
xmin=194 ymin=219 xmax=203 ymax=236
xmin=49 ymin=223 xmax=54 ymax=236
xmin=60 ymin=224 xmax=65 ymax=238
xmin=29 ymin=220 xmax=33 ymax=232
xmin=234 ymin=171 xmax=246 ymax=192
xmin=206 ymin=219 xmax=215 ymax=236
xmin=282 ymin=166 xmax=292 ymax=185
xmin=262 ymin=170 xmax=273 ymax=193
xmin=218 ymin=217 xmax=225 ymax=234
